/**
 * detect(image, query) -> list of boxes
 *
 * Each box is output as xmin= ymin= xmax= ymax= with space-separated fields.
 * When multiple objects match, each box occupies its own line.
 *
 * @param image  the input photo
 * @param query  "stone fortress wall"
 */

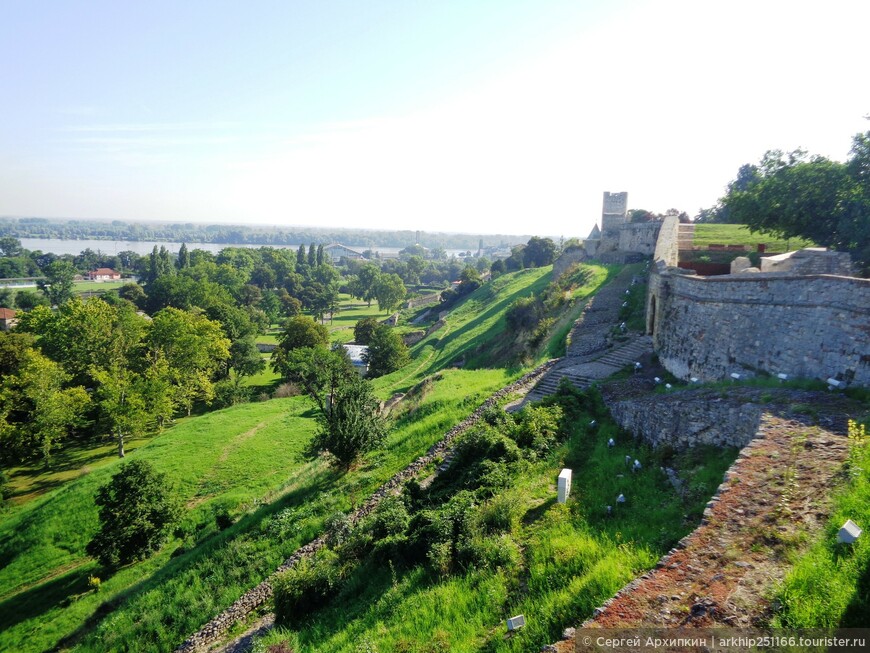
xmin=647 ymin=217 xmax=870 ymax=386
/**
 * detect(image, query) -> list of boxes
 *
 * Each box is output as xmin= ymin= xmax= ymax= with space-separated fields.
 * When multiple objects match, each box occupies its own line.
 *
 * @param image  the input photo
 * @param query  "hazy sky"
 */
xmin=2 ymin=0 xmax=868 ymax=238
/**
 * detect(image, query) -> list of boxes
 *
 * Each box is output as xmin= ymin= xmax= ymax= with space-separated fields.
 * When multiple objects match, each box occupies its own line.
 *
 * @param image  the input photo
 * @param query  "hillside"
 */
xmin=0 ymin=264 xmax=615 ymax=653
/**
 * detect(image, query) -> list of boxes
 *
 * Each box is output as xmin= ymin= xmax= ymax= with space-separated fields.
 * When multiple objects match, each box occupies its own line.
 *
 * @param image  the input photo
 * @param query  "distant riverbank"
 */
xmin=19 ymin=238 xmax=472 ymax=258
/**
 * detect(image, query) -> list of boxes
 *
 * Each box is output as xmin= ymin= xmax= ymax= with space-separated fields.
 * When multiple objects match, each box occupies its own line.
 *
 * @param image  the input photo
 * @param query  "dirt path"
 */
xmin=554 ymin=409 xmax=855 ymax=650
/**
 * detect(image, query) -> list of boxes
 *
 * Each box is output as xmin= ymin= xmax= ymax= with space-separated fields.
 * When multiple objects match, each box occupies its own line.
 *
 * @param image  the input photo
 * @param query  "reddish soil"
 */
xmin=555 ymin=402 xmax=861 ymax=651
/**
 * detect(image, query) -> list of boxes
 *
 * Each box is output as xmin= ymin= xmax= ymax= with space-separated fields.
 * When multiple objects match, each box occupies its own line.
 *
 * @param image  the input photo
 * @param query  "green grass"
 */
xmin=692 ymin=224 xmax=815 ymax=252
xmin=73 ymin=280 xmax=127 ymax=293
xmin=770 ymin=419 xmax=870 ymax=628
xmin=0 ymin=266 xmax=635 ymax=651
xmin=255 ymin=395 xmax=737 ymax=653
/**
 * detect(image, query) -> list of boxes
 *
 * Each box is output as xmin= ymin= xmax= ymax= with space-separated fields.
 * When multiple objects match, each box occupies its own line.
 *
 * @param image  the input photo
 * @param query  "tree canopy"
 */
xmin=720 ymin=130 xmax=870 ymax=273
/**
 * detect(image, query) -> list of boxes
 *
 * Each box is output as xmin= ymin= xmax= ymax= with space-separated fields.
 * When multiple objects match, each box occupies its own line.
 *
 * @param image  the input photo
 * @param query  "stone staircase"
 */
xmin=525 ymin=335 xmax=652 ymax=403
xmin=677 ymin=222 xmax=695 ymax=249
xmin=519 ymin=265 xmax=655 ymax=404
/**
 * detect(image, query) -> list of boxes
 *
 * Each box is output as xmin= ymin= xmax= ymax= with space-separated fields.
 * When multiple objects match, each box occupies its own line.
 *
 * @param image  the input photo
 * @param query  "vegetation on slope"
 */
xmin=257 ymin=382 xmax=737 ymax=653
xmin=771 ymin=418 xmax=870 ymax=627
xmin=1 ymin=264 xmax=602 ymax=652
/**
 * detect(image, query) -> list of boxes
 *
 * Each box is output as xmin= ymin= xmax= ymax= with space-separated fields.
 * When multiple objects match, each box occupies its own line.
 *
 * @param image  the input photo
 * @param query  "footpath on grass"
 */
xmin=551 ymin=393 xmax=862 ymax=651
xmin=176 ymin=361 xmax=555 ymax=653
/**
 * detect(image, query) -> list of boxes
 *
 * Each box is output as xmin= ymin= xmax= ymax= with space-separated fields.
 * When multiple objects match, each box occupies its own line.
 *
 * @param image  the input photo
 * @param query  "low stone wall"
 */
xmin=174 ymin=361 xmax=557 ymax=653
xmin=406 ymin=292 xmax=442 ymax=309
xmin=606 ymin=388 xmax=765 ymax=450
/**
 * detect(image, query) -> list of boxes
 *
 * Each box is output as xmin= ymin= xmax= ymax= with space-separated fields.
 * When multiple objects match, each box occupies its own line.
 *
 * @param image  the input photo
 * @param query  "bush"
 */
xmin=324 ymin=512 xmax=352 ymax=547
xmin=505 ymin=296 xmax=541 ymax=332
xmin=273 ymin=382 xmax=300 ymax=399
xmin=510 ymin=404 xmax=564 ymax=454
xmin=273 ymin=548 xmax=347 ymax=626
xmin=86 ymin=460 xmax=182 ymax=567
xmin=458 ymin=533 xmax=522 ymax=571
xmin=477 ymin=493 xmax=522 ymax=535
xmin=368 ymin=495 xmax=410 ymax=539
xmin=213 ymin=379 xmax=251 ymax=408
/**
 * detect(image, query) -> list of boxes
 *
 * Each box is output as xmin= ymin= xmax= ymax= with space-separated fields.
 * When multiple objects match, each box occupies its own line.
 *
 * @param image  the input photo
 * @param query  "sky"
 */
xmin=1 ymin=0 xmax=869 ymax=238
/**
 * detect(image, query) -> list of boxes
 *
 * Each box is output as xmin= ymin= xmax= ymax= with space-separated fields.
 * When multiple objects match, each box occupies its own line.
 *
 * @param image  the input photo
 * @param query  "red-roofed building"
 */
xmin=0 ymin=308 xmax=18 ymax=331
xmin=88 ymin=267 xmax=121 ymax=281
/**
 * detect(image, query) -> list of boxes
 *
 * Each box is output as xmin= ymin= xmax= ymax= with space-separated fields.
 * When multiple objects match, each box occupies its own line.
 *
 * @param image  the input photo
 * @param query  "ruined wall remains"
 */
xmin=647 ymin=269 xmax=870 ymax=385
xmin=759 ymin=248 xmax=854 ymax=275
xmin=652 ymin=215 xmax=681 ymax=267
xmin=617 ymin=222 xmax=661 ymax=255
xmin=607 ymin=388 xmax=765 ymax=449
xmin=552 ymin=246 xmax=590 ymax=280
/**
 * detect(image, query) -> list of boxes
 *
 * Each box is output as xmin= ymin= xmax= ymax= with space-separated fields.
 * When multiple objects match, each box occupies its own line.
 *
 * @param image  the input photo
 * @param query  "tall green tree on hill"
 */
xmin=722 ymin=129 xmax=870 ymax=273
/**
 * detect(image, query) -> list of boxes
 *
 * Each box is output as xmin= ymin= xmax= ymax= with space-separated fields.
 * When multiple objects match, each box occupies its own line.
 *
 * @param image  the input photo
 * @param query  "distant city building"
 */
xmin=88 ymin=267 xmax=121 ymax=281
xmin=0 ymin=307 xmax=18 ymax=331
xmin=324 ymin=244 xmax=365 ymax=263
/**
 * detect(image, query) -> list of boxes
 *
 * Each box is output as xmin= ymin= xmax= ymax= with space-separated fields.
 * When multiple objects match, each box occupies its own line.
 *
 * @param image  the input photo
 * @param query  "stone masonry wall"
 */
xmin=652 ymin=215 xmax=680 ymax=267
xmin=648 ymin=270 xmax=870 ymax=385
xmin=606 ymin=388 xmax=765 ymax=450
xmin=617 ymin=222 xmax=662 ymax=255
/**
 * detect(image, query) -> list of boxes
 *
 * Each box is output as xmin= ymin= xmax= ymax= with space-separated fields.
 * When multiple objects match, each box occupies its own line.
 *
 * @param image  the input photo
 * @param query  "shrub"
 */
xmin=213 ymin=379 xmax=251 ymax=408
xmin=511 ymin=404 xmax=564 ymax=454
xmin=87 ymin=575 xmax=102 ymax=592
xmin=324 ymin=512 xmax=352 ymax=547
xmin=368 ymin=495 xmax=410 ymax=539
xmin=273 ymin=382 xmax=300 ymax=399
xmin=505 ymin=296 xmax=541 ymax=332
xmin=86 ymin=460 xmax=182 ymax=567
xmin=273 ymin=548 xmax=347 ymax=626
xmin=458 ymin=533 xmax=522 ymax=571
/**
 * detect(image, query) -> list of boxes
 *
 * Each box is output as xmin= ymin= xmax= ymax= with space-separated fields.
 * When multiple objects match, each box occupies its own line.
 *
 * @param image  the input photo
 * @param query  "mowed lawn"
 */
xmin=692 ymin=224 xmax=815 ymax=252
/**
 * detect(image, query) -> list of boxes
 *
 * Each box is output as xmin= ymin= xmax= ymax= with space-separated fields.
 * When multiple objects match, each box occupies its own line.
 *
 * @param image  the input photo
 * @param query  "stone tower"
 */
xmin=601 ymin=191 xmax=628 ymax=231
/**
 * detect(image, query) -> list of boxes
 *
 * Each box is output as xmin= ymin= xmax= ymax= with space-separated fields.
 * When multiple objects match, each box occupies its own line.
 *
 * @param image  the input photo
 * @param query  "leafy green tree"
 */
xmin=86 ymin=460 xmax=182 ymax=566
xmin=0 ymin=236 xmax=22 ymax=257
xmin=523 ymin=237 xmax=556 ymax=268
xmin=14 ymin=289 xmax=49 ymax=310
xmin=0 ymin=350 xmax=90 ymax=461
xmin=271 ymin=315 xmax=330 ymax=378
xmin=148 ymin=308 xmax=231 ymax=415
xmin=373 ymin=273 xmax=406 ymax=312
xmin=353 ymin=317 xmax=380 ymax=345
xmin=356 ymin=263 xmax=381 ymax=307
xmin=279 ymin=346 xmax=357 ymax=414
xmin=722 ymin=131 xmax=870 ymax=272
xmin=37 ymin=260 xmax=76 ymax=306
xmin=177 ymin=242 xmax=190 ymax=270
xmin=312 ymin=373 xmax=387 ymax=470
xmin=363 ymin=324 xmax=409 ymax=378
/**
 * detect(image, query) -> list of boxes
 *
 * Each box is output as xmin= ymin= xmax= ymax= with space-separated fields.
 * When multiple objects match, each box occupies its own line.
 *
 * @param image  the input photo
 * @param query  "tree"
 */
xmin=373 ymin=273 xmax=406 ymax=312
xmin=148 ymin=308 xmax=231 ymax=415
xmin=311 ymin=374 xmax=387 ymax=470
xmin=0 ymin=350 xmax=90 ymax=461
xmin=279 ymin=346 xmax=357 ymax=414
xmin=271 ymin=316 xmax=330 ymax=379
xmin=86 ymin=460 xmax=182 ymax=566
xmin=356 ymin=263 xmax=381 ymax=307
xmin=38 ymin=260 xmax=76 ymax=306
xmin=457 ymin=266 xmax=482 ymax=295
xmin=177 ymin=242 xmax=190 ymax=270
xmin=523 ymin=237 xmax=556 ymax=268
xmin=353 ymin=317 xmax=380 ymax=345
xmin=363 ymin=324 xmax=409 ymax=378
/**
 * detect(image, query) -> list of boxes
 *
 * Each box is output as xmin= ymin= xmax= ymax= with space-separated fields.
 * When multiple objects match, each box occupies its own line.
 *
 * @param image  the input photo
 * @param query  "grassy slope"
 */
xmin=692 ymin=224 xmax=815 ymax=252
xmin=0 ymin=266 xmax=579 ymax=653
xmin=258 ymin=405 xmax=737 ymax=652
